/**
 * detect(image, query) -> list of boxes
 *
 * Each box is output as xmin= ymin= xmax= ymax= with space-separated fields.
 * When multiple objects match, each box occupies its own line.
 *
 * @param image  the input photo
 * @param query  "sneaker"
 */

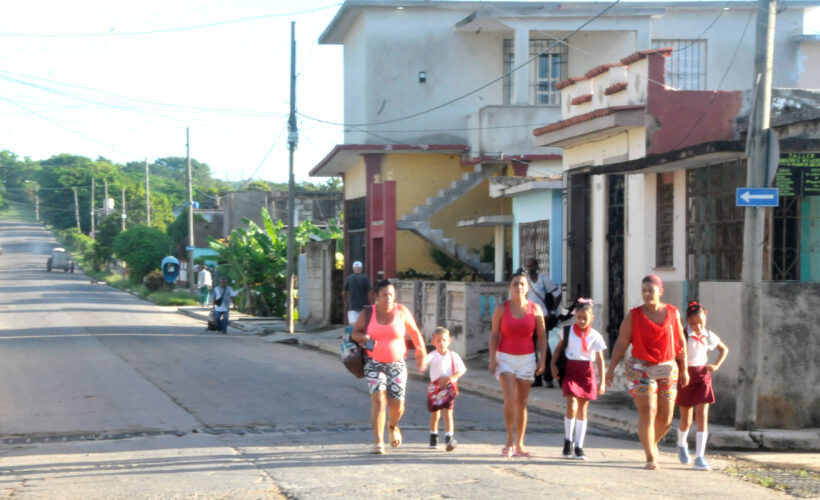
xmin=562 ymin=440 xmax=573 ymax=458
xmin=546 ymin=380 xmax=556 ymax=388
xmin=677 ymin=445 xmax=692 ymax=464
xmin=574 ymin=447 xmax=588 ymax=460
xmin=693 ymin=457 xmax=712 ymax=471
xmin=429 ymin=433 xmax=439 ymax=449
xmin=445 ymin=436 xmax=457 ymax=452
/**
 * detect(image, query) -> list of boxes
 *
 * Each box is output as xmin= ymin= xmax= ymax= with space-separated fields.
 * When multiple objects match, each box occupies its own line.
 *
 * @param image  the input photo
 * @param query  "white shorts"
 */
xmin=495 ymin=351 xmax=536 ymax=381
xmin=347 ymin=310 xmax=360 ymax=325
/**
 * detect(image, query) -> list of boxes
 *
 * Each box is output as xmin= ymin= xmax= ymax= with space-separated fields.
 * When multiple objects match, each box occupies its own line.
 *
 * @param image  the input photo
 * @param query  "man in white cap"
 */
xmin=342 ymin=260 xmax=371 ymax=324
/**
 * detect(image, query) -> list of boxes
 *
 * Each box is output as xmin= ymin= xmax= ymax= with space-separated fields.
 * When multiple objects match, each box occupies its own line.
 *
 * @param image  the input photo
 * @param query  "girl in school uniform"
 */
xmin=676 ymin=301 xmax=729 ymax=471
xmin=550 ymin=299 xmax=606 ymax=460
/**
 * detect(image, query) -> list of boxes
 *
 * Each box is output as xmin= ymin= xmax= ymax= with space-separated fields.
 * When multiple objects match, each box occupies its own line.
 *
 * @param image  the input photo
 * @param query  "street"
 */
xmin=0 ymin=220 xmax=786 ymax=499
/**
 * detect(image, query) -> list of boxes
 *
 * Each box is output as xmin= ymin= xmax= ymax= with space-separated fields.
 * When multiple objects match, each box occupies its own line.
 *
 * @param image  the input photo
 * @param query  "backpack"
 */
xmin=556 ymin=325 xmax=571 ymax=384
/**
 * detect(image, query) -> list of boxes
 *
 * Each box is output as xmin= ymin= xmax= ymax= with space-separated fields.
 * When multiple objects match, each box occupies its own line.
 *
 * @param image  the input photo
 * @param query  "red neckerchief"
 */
xmin=691 ymin=333 xmax=707 ymax=348
xmin=573 ymin=323 xmax=591 ymax=354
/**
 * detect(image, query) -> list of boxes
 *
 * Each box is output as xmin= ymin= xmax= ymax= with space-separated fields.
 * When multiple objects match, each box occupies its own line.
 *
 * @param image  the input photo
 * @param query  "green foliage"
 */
xmin=149 ymin=290 xmax=200 ymax=306
xmin=430 ymin=248 xmax=468 ymax=281
xmin=144 ymin=270 xmax=165 ymax=291
xmin=91 ymin=214 xmax=121 ymax=271
xmin=113 ymin=225 xmax=173 ymax=280
xmin=166 ymin=207 xmax=206 ymax=257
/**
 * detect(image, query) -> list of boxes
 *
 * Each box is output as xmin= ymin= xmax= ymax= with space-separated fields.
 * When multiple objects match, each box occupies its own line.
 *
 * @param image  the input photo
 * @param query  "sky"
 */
xmin=1 ymin=1 xmax=818 ymax=184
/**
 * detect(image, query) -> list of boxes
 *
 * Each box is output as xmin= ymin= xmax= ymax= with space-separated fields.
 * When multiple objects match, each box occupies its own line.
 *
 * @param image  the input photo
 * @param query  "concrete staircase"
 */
xmin=396 ymin=162 xmax=501 ymax=278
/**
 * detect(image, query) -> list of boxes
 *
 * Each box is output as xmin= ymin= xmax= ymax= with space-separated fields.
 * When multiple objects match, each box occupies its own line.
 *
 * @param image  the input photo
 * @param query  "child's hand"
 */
xmin=438 ymin=375 xmax=451 ymax=386
xmin=705 ymin=364 xmax=718 ymax=372
xmin=598 ymin=381 xmax=606 ymax=396
xmin=605 ymin=368 xmax=615 ymax=388
xmin=550 ymin=365 xmax=559 ymax=381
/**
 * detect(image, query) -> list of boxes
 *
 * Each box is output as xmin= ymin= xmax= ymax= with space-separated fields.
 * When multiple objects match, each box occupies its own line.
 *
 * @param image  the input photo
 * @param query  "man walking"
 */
xmin=342 ymin=261 xmax=371 ymax=325
xmin=196 ymin=265 xmax=213 ymax=307
xmin=524 ymin=257 xmax=561 ymax=388
xmin=213 ymin=277 xmax=239 ymax=334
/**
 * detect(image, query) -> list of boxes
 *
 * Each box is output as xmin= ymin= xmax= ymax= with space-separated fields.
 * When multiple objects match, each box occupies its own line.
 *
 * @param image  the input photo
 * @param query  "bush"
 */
xmin=113 ymin=225 xmax=173 ymax=281
xmin=144 ymin=270 xmax=165 ymax=291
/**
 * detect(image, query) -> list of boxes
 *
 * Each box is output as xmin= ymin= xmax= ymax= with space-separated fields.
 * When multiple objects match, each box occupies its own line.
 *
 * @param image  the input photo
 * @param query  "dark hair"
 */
xmin=513 ymin=267 xmax=526 ymax=277
xmin=686 ymin=301 xmax=706 ymax=318
xmin=373 ymin=279 xmax=393 ymax=295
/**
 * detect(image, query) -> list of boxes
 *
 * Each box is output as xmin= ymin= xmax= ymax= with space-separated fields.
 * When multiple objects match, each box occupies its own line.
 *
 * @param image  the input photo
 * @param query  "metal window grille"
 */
xmin=503 ymin=39 xmax=567 ymax=106
xmin=652 ymin=39 xmax=707 ymax=90
xmin=347 ymin=197 xmax=366 ymax=230
xmin=686 ymin=161 xmax=746 ymax=280
xmin=771 ymin=195 xmax=800 ymax=280
xmin=519 ymin=220 xmax=550 ymax=275
xmin=656 ymin=173 xmax=675 ymax=267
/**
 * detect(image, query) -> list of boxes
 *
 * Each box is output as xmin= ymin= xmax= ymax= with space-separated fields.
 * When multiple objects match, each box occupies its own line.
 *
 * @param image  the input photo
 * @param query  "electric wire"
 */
xmin=0 ymin=4 xmax=342 ymax=38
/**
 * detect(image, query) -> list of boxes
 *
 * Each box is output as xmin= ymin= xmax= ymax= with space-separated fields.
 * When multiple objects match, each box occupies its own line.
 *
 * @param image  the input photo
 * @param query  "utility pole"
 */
xmin=736 ymin=0 xmax=776 ymax=431
xmin=34 ymin=182 xmax=39 ymax=221
xmin=90 ymin=178 xmax=95 ymax=236
xmin=286 ymin=22 xmax=298 ymax=334
xmin=73 ymin=188 xmax=81 ymax=232
xmin=187 ymin=128 xmax=195 ymax=294
xmin=121 ymin=187 xmax=127 ymax=231
xmin=145 ymin=158 xmax=151 ymax=227
xmin=104 ymin=180 xmax=109 ymax=218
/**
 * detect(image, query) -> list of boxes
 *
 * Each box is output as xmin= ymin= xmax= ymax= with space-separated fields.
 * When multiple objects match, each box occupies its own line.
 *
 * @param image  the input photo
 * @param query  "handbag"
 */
xmin=646 ymin=316 xmax=677 ymax=380
xmin=340 ymin=307 xmax=372 ymax=379
xmin=427 ymin=352 xmax=460 ymax=412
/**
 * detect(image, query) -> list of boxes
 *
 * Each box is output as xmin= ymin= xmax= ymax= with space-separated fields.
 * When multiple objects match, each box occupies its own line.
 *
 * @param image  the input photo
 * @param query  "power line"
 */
xmin=297 ymin=0 xmax=622 ymax=128
xmin=0 ymin=4 xmax=341 ymax=38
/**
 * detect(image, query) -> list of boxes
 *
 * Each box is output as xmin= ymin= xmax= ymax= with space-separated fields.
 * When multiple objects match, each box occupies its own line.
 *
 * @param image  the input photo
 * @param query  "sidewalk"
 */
xmin=177 ymin=307 xmax=820 ymax=472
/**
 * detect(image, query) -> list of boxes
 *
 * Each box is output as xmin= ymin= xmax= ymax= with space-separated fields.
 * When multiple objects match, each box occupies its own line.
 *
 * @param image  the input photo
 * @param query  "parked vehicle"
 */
xmin=47 ymin=248 xmax=74 ymax=273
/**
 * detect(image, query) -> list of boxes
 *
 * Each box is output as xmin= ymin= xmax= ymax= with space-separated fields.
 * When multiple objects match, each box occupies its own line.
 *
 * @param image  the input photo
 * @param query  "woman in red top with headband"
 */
xmin=489 ymin=269 xmax=547 ymax=458
xmin=606 ymin=274 xmax=689 ymax=470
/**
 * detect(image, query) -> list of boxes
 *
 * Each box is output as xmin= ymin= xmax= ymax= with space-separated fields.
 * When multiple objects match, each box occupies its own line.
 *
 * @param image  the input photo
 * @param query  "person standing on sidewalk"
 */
xmin=489 ymin=270 xmax=547 ymax=458
xmin=606 ymin=274 xmax=689 ymax=470
xmin=676 ymin=301 xmax=729 ymax=471
xmin=524 ymin=258 xmax=560 ymax=388
xmin=342 ymin=261 xmax=371 ymax=325
xmin=196 ymin=265 xmax=213 ymax=307
xmin=212 ymin=277 xmax=239 ymax=334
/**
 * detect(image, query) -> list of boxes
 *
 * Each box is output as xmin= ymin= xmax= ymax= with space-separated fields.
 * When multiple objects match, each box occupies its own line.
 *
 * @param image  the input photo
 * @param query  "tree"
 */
xmin=113 ymin=225 xmax=173 ymax=280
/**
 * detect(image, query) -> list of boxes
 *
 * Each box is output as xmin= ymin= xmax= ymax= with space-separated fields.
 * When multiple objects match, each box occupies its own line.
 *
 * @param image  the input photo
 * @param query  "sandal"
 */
xmin=513 ymin=448 xmax=533 ymax=458
xmin=372 ymin=443 xmax=385 ymax=455
xmin=501 ymin=446 xmax=514 ymax=458
xmin=389 ymin=426 xmax=402 ymax=448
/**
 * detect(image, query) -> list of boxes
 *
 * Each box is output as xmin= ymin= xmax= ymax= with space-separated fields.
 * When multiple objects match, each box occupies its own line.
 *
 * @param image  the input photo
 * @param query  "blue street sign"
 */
xmin=736 ymin=187 xmax=779 ymax=207
xmin=185 ymin=245 xmax=196 ymax=251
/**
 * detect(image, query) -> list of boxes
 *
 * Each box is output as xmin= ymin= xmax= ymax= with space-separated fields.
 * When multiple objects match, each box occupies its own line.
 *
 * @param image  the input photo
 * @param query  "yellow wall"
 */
xmin=563 ymin=127 xmax=646 ymax=168
xmin=382 ymin=153 xmax=511 ymax=274
xmin=344 ymin=160 xmax=366 ymax=200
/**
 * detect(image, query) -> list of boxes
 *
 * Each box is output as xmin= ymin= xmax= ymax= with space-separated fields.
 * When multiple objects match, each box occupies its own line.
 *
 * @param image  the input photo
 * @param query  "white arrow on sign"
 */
xmin=740 ymin=191 xmax=776 ymax=203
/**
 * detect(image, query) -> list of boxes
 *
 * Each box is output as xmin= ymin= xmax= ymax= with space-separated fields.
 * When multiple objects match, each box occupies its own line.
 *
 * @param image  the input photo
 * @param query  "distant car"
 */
xmin=47 ymin=248 xmax=74 ymax=273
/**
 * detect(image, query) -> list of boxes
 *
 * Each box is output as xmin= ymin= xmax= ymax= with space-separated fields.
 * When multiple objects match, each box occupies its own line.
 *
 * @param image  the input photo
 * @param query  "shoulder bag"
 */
xmin=341 ymin=306 xmax=372 ymax=379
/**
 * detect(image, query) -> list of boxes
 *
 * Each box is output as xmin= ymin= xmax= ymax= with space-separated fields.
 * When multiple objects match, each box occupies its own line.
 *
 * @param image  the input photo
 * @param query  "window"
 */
xmin=771 ymin=195 xmax=800 ymax=280
xmin=652 ymin=39 xmax=707 ymax=90
xmin=686 ymin=161 xmax=745 ymax=280
xmin=519 ymin=220 xmax=550 ymax=274
xmin=656 ymin=172 xmax=675 ymax=267
xmin=503 ymin=39 xmax=567 ymax=106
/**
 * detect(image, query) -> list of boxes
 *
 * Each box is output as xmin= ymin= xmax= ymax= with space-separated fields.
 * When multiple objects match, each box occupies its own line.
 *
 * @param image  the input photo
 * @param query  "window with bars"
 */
xmin=503 ymin=39 xmax=567 ymax=106
xmin=686 ymin=161 xmax=746 ymax=281
xmin=656 ymin=172 xmax=675 ymax=267
xmin=519 ymin=220 xmax=550 ymax=275
xmin=771 ymin=195 xmax=800 ymax=280
xmin=652 ymin=39 xmax=707 ymax=90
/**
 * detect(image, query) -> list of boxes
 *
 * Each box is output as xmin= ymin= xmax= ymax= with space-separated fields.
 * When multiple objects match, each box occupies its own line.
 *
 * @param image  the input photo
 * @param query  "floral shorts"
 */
xmin=625 ymin=357 xmax=679 ymax=400
xmin=364 ymin=357 xmax=407 ymax=401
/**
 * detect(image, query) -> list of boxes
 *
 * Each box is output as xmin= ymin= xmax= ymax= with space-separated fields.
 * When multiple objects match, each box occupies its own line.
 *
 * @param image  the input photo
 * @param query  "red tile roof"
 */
xmin=620 ymin=47 xmax=672 ymax=66
xmin=555 ymin=76 xmax=587 ymax=90
xmin=604 ymin=82 xmax=628 ymax=95
xmin=532 ymin=105 xmax=645 ymax=136
xmin=585 ymin=63 xmax=622 ymax=79
xmin=571 ymin=94 xmax=593 ymax=105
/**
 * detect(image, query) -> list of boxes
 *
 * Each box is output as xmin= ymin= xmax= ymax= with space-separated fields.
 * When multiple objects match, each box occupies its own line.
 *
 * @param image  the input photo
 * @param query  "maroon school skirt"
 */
xmin=676 ymin=366 xmax=715 ymax=407
xmin=562 ymin=360 xmax=598 ymax=400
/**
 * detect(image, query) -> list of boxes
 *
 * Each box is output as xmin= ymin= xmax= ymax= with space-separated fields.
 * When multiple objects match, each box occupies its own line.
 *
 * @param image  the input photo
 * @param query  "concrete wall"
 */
xmin=300 ymin=239 xmax=338 ymax=327
xmin=797 ymin=39 xmax=820 ymax=88
xmin=700 ymin=281 xmax=820 ymax=429
xmin=511 ymin=189 xmax=562 ymax=285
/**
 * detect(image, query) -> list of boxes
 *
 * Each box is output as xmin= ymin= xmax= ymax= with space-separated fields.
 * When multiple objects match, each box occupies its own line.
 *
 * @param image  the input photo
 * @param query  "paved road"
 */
xmin=0 ymin=221 xmax=785 ymax=499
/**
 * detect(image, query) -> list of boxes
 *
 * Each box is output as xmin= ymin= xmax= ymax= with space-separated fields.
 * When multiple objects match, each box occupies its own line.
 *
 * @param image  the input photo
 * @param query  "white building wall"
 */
xmin=624 ymin=173 xmax=648 ymax=310
xmin=343 ymin=13 xmax=368 ymax=144
xmin=590 ymin=174 xmax=607 ymax=333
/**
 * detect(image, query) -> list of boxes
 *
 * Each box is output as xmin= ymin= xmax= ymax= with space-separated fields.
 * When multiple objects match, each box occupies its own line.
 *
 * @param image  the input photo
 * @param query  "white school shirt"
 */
xmin=563 ymin=327 xmax=607 ymax=361
xmin=424 ymin=351 xmax=467 ymax=382
xmin=686 ymin=327 xmax=721 ymax=367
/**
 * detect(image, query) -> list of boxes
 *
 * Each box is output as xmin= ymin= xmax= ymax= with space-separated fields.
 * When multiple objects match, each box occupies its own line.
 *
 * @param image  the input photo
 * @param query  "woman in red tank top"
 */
xmin=606 ymin=274 xmax=689 ymax=470
xmin=488 ymin=270 xmax=547 ymax=457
